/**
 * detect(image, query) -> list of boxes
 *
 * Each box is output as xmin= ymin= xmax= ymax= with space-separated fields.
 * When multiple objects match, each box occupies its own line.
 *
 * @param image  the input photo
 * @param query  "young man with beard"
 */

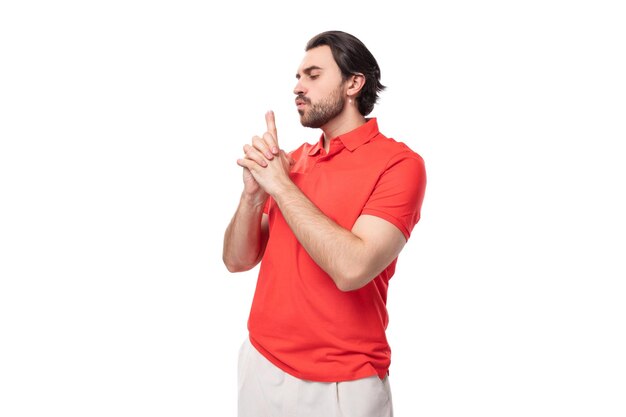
xmin=223 ymin=30 xmax=426 ymax=417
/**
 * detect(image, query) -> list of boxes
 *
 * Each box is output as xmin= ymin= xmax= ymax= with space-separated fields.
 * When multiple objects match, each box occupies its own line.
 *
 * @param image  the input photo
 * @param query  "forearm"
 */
xmin=222 ymin=193 xmax=267 ymax=272
xmin=272 ymin=181 xmax=369 ymax=291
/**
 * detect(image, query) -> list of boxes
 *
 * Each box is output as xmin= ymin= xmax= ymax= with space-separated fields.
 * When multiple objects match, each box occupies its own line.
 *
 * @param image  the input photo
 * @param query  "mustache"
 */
xmin=295 ymin=95 xmax=311 ymax=104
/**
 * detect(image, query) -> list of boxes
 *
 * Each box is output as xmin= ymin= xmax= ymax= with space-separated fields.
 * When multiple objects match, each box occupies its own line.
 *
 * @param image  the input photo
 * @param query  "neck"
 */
xmin=321 ymin=112 xmax=367 ymax=152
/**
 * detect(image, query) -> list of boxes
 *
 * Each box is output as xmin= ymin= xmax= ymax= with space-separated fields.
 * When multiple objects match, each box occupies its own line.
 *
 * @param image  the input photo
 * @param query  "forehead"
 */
xmin=296 ymin=45 xmax=339 ymax=74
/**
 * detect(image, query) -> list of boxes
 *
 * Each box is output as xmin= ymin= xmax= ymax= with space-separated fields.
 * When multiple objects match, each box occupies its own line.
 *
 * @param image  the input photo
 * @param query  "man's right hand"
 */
xmin=241 ymin=166 xmax=268 ymax=207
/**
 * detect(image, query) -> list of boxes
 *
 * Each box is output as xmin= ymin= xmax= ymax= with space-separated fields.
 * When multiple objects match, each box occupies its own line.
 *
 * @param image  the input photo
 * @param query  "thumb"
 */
xmin=280 ymin=150 xmax=295 ymax=166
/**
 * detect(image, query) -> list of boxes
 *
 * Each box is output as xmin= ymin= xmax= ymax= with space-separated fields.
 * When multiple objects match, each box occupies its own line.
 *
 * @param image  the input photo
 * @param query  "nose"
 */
xmin=293 ymin=79 xmax=305 ymax=96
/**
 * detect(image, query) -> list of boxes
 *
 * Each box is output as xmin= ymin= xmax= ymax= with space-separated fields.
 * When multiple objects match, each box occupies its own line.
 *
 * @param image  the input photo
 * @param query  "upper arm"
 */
xmin=341 ymin=153 xmax=426 ymax=290
xmin=346 ymin=214 xmax=407 ymax=289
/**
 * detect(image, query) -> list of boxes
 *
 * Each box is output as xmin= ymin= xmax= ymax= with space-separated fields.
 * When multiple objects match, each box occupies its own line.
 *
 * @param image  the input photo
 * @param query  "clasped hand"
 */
xmin=237 ymin=111 xmax=294 ymax=197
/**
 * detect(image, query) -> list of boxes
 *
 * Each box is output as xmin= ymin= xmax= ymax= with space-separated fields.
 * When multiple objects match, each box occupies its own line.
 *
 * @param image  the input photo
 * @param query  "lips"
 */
xmin=295 ymin=97 xmax=309 ymax=108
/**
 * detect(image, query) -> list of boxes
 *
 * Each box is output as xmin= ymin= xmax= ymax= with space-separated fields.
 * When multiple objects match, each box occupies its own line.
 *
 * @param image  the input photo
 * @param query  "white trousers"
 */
xmin=238 ymin=339 xmax=393 ymax=417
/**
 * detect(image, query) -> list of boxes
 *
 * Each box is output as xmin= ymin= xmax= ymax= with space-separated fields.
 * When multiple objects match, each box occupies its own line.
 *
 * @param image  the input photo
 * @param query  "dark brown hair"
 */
xmin=306 ymin=30 xmax=386 ymax=116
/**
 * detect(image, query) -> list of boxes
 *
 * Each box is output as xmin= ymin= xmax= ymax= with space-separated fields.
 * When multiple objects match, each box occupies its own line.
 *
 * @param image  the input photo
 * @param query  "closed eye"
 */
xmin=296 ymin=65 xmax=323 ymax=80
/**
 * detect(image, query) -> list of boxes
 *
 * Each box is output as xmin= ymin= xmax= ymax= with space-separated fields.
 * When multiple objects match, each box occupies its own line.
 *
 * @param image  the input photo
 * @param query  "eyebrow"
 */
xmin=295 ymin=65 xmax=323 ymax=79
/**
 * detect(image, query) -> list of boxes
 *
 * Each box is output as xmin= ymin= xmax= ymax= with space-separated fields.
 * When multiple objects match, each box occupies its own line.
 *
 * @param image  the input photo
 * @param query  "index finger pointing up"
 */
xmin=265 ymin=110 xmax=279 ymax=154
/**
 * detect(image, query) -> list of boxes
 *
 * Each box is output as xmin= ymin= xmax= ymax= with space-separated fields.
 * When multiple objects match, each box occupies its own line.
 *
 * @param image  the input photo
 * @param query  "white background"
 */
xmin=1 ymin=1 xmax=625 ymax=416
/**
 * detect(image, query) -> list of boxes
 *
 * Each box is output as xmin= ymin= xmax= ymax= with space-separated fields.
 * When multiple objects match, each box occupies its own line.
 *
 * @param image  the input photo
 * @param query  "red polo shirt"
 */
xmin=248 ymin=118 xmax=426 ymax=382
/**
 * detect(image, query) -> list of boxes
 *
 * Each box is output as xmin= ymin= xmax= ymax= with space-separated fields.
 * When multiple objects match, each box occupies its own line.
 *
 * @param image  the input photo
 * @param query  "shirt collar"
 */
xmin=307 ymin=118 xmax=380 ymax=156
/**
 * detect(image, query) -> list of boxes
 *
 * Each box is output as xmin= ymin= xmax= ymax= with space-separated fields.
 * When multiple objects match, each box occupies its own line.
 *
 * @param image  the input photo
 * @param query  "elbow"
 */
xmin=333 ymin=269 xmax=372 ymax=292
xmin=222 ymin=256 xmax=254 ymax=273
xmin=224 ymin=262 xmax=242 ymax=273
xmin=222 ymin=258 xmax=239 ymax=273
xmin=335 ymin=280 xmax=360 ymax=292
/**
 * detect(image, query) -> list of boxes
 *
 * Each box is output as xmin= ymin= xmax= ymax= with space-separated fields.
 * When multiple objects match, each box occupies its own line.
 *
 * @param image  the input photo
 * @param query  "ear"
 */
xmin=346 ymin=73 xmax=365 ymax=97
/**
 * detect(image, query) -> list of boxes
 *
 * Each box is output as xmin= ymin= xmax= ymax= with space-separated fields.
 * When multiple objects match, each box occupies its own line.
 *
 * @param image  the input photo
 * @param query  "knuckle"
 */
xmin=253 ymin=137 xmax=266 ymax=149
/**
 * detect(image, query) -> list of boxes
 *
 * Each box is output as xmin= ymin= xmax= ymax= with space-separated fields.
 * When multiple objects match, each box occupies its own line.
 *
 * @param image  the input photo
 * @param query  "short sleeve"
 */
xmin=361 ymin=152 xmax=426 ymax=240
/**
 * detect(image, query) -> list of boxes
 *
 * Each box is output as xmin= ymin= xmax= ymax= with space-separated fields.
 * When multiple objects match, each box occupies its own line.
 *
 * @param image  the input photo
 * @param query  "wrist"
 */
xmin=240 ymin=192 xmax=268 ymax=210
xmin=267 ymin=176 xmax=296 ymax=199
xmin=270 ymin=178 xmax=300 ymax=207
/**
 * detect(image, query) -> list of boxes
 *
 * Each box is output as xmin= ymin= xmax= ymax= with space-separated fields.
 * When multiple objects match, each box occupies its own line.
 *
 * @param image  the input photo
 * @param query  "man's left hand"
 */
xmin=237 ymin=111 xmax=294 ymax=196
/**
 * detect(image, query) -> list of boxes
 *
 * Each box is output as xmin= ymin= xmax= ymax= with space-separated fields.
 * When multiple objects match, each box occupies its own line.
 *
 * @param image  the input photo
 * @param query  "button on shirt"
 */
xmin=248 ymin=118 xmax=426 ymax=382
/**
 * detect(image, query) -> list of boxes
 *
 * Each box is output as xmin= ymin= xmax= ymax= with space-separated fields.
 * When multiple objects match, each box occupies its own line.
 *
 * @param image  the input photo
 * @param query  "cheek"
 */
xmin=305 ymin=92 xmax=319 ymax=104
xmin=310 ymin=87 xmax=331 ymax=102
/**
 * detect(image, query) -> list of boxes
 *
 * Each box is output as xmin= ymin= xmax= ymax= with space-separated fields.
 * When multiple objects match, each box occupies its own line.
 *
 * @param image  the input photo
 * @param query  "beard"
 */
xmin=298 ymin=84 xmax=346 ymax=128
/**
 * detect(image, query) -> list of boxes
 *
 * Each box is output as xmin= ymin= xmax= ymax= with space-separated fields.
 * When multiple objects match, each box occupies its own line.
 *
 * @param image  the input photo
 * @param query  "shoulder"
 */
xmin=368 ymin=134 xmax=425 ymax=169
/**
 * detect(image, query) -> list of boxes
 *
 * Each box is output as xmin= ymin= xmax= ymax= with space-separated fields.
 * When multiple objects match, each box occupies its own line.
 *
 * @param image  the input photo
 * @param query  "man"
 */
xmin=223 ymin=30 xmax=426 ymax=417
